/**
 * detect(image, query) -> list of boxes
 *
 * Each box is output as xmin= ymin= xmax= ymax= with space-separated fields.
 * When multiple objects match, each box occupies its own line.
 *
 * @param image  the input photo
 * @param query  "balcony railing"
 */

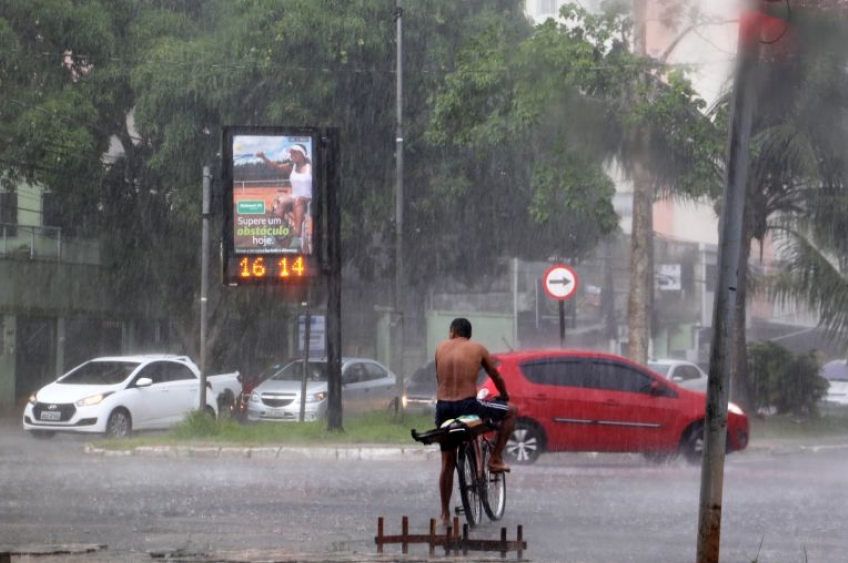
xmin=0 ymin=223 xmax=100 ymax=265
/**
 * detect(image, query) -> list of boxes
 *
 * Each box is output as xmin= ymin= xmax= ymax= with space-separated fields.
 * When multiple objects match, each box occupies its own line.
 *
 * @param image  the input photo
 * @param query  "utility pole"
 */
xmin=199 ymin=166 xmax=211 ymax=411
xmin=393 ymin=0 xmax=406 ymax=416
xmin=696 ymin=3 xmax=759 ymax=562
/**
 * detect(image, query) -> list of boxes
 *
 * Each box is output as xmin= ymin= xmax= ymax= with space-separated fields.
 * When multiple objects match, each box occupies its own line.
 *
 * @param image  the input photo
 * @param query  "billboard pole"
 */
xmin=299 ymin=289 xmax=311 ymax=423
xmin=199 ymin=165 xmax=211 ymax=411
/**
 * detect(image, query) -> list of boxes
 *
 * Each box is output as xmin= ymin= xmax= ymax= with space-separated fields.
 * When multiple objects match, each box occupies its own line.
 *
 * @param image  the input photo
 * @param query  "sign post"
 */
xmin=543 ymin=264 xmax=579 ymax=348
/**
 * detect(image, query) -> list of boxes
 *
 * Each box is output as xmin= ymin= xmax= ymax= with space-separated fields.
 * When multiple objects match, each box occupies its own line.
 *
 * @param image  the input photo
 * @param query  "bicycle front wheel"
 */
xmin=456 ymin=442 xmax=483 ymax=527
xmin=481 ymin=439 xmax=507 ymax=521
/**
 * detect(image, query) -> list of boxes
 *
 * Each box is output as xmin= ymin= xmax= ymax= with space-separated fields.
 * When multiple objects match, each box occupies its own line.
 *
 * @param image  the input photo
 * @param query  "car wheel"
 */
xmin=30 ymin=430 xmax=56 ymax=439
xmin=106 ymin=409 xmax=132 ymax=439
xmin=505 ymin=420 xmax=545 ymax=465
xmin=680 ymin=421 xmax=705 ymax=464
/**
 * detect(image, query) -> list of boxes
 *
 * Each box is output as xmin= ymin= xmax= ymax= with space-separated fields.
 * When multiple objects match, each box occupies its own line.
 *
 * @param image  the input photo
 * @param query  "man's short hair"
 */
xmin=450 ymin=317 xmax=472 ymax=339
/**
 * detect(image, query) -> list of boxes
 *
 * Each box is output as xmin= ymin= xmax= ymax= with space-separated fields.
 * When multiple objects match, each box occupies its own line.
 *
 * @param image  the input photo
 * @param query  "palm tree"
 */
xmin=714 ymin=7 xmax=848 ymax=410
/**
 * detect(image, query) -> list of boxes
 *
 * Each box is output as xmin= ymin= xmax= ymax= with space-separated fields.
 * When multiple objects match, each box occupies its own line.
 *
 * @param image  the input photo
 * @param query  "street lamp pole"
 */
xmin=394 ymin=0 xmax=405 ymax=414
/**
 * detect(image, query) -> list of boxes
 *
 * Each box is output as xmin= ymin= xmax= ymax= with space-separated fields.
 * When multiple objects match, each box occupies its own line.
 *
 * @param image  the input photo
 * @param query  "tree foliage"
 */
xmin=747 ymin=341 xmax=828 ymax=417
xmin=739 ymin=9 xmax=848 ymax=355
xmin=1 ymin=0 xmax=726 ymax=368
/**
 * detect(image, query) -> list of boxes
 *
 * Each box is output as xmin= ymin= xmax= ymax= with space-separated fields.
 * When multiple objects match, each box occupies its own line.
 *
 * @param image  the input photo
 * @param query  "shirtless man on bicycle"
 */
xmin=434 ymin=317 xmax=517 ymax=526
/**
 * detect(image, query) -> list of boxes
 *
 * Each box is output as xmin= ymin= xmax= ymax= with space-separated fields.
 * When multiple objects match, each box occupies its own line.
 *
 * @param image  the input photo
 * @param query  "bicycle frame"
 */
xmin=411 ymin=412 xmax=507 ymax=527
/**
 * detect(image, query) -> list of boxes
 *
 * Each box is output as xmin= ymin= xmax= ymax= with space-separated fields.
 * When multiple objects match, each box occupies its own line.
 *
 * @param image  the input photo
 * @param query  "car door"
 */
xmin=128 ymin=362 xmax=170 ymax=429
xmin=516 ymin=357 xmax=600 ymax=451
xmin=590 ymin=359 xmax=681 ymax=451
xmin=341 ymin=362 xmax=368 ymax=414
xmin=360 ymin=361 xmax=395 ymax=411
xmin=160 ymin=361 xmax=200 ymax=425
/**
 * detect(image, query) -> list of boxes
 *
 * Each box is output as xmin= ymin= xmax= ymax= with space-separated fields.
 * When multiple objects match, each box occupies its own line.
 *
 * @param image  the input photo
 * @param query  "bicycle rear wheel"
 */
xmin=481 ymin=439 xmax=507 ymax=520
xmin=456 ymin=442 xmax=483 ymax=527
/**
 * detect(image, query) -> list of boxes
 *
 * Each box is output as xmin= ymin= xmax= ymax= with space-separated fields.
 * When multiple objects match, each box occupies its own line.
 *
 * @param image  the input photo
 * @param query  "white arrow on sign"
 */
xmin=543 ymin=264 xmax=579 ymax=301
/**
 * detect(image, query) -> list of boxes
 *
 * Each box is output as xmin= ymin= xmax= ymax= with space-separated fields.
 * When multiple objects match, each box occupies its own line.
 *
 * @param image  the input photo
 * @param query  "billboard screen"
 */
xmin=223 ymin=126 xmax=320 ymax=285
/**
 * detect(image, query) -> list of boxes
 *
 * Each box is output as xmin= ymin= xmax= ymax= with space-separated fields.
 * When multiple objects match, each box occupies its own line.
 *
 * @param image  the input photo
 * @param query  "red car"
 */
xmin=480 ymin=350 xmax=749 ymax=464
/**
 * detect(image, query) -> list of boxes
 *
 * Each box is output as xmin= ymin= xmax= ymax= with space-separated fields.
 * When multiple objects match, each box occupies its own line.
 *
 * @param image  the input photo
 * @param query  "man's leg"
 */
xmin=439 ymin=449 xmax=457 ymax=525
xmin=489 ymin=405 xmax=517 ymax=471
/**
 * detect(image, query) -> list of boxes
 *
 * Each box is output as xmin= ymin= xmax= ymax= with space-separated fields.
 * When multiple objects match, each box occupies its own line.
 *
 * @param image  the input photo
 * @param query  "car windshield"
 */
xmin=60 ymin=361 xmax=140 ymax=385
xmin=271 ymin=361 xmax=328 ymax=382
xmin=648 ymin=363 xmax=670 ymax=376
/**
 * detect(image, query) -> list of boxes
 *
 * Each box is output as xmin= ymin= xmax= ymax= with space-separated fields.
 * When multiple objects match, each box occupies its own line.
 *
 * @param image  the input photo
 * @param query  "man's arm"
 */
xmin=481 ymin=354 xmax=509 ymax=400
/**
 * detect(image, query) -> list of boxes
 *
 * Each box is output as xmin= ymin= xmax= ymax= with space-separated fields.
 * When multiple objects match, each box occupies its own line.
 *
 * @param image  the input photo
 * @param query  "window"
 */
xmin=705 ymin=263 xmax=717 ymax=293
xmin=520 ymin=358 xmax=592 ymax=388
xmin=163 ymin=362 xmax=196 ymax=382
xmin=362 ymin=362 xmax=388 ymax=382
xmin=343 ymin=363 xmax=366 ymax=384
xmin=0 ymin=191 xmax=17 ymax=236
xmin=594 ymin=361 xmax=654 ymax=394
xmin=675 ymin=365 xmax=702 ymax=382
xmin=136 ymin=363 xmax=165 ymax=384
xmin=42 ymin=192 xmax=62 ymax=228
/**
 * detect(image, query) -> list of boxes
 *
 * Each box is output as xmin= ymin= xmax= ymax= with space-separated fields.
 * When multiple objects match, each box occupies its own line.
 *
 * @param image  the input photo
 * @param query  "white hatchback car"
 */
xmin=22 ymin=355 xmax=237 ymax=438
xmin=648 ymin=359 xmax=708 ymax=392
xmin=246 ymin=357 xmax=397 ymax=422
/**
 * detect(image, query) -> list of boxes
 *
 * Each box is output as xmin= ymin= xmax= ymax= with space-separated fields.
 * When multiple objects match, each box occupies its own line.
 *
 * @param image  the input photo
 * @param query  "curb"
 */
xmin=84 ymin=443 xmax=443 ymax=461
xmin=83 ymin=439 xmax=848 ymax=460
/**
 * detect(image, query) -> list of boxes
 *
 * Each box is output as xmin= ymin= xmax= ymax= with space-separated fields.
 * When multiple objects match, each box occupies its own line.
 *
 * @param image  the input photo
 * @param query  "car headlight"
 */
xmin=402 ymin=394 xmax=408 ymax=408
xmin=28 ymin=393 xmax=38 ymax=405
xmin=75 ymin=392 xmax=113 ymax=407
xmin=306 ymin=391 xmax=327 ymax=403
xmin=250 ymin=391 xmax=261 ymax=402
xmin=728 ymin=402 xmax=744 ymax=416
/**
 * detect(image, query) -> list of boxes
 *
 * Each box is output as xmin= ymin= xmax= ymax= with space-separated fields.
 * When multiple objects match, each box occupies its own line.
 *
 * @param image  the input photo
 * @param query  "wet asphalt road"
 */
xmin=2 ymin=418 xmax=848 ymax=563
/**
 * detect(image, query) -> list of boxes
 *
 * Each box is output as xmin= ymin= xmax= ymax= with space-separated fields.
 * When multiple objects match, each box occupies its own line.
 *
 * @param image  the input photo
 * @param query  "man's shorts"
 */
xmin=435 ymin=397 xmax=509 ymax=452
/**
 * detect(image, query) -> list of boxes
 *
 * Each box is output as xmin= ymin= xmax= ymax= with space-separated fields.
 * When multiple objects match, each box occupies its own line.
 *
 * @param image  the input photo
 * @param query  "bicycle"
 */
xmin=411 ymin=402 xmax=507 ymax=527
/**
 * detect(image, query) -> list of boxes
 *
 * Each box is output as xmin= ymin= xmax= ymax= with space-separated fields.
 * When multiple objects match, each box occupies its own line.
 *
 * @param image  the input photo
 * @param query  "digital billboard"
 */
xmin=222 ymin=126 xmax=320 ymax=285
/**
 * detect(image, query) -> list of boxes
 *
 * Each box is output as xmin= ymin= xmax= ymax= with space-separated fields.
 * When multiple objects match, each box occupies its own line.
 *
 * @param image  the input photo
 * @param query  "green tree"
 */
xmin=712 ymin=6 xmax=848 ymax=410
xmin=747 ymin=341 xmax=828 ymax=417
xmin=2 ymin=0 xmax=544 ymax=365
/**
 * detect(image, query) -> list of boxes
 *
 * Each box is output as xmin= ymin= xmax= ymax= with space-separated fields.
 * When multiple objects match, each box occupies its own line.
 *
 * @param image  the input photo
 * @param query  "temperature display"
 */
xmin=226 ymin=254 xmax=313 ymax=285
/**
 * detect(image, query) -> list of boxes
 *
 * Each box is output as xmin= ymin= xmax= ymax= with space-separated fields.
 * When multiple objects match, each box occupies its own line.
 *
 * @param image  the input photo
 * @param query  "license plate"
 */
xmin=40 ymin=411 xmax=61 ymax=421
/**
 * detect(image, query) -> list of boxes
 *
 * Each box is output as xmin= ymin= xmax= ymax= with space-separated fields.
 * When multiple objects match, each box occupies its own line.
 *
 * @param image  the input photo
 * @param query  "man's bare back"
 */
xmin=435 ymin=337 xmax=498 ymax=401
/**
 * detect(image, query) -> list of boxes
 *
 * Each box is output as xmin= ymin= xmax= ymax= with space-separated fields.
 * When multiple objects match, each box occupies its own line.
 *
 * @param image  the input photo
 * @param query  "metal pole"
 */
xmin=394 ymin=0 xmax=406 ymax=417
xmin=299 ymin=291 xmax=311 ymax=423
xmin=512 ymin=257 xmax=519 ymax=348
xmin=199 ymin=166 xmax=211 ymax=411
xmin=696 ymin=4 xmax=758 ymax=562
xmin=558 ymin=300 xmax=565 ymax=349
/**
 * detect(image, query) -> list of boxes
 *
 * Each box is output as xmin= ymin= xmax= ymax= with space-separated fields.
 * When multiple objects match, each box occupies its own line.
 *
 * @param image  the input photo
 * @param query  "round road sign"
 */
xmin=543 ymin=264 xmax=579 ymax=301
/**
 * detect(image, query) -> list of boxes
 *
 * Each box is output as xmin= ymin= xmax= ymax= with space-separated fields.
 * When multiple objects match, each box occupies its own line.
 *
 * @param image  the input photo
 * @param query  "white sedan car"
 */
xmin=22 ymin=355 xmax=228 ymax=439
xmin=648 ymin=359 xmax=708 ymax=392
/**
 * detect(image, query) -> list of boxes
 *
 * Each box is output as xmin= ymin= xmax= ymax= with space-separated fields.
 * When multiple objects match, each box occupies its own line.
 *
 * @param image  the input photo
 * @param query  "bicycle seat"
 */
xmin=441 ymin=415 xmax=483 ymax=430
xmin=411 ymin=415 xmax=490 ymax=446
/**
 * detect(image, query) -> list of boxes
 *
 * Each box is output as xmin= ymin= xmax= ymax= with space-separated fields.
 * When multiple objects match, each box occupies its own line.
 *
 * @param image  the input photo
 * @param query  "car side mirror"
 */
xmin=649 ymin=380 xmax=666 ymax=396
xmin=135 ymin=377 xmax=153 ymax=388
